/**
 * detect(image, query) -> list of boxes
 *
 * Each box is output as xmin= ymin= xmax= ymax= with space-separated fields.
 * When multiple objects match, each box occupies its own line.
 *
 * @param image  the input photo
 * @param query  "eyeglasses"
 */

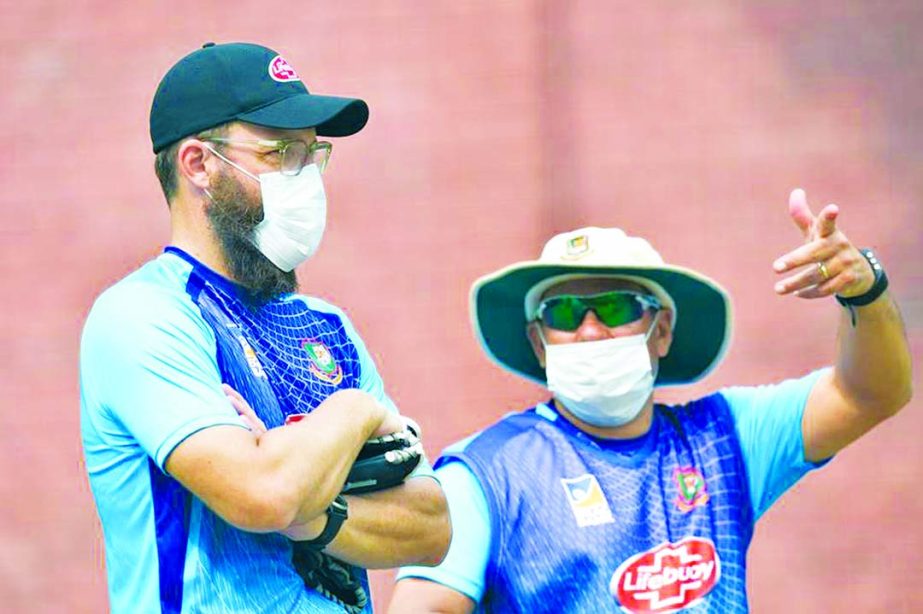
xmin=202 ymin=138 xmax=333 ymax=175
xmin=535 ymin=291 xmax=661 ymax=332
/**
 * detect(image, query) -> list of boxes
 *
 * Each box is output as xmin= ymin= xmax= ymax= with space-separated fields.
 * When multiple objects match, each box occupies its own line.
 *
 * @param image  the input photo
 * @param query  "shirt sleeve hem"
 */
xmin=154 ymin=414 xmax=249 ymax=470
xmin=408 ymin=458 xmax=438 ymax=481
xmin=394 ymin=569 xmax=481 ymax=603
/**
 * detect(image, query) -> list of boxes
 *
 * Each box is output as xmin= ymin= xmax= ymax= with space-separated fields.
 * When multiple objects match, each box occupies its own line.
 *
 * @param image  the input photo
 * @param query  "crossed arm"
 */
xmin=165 ymin=387 xmax=450 ymax=568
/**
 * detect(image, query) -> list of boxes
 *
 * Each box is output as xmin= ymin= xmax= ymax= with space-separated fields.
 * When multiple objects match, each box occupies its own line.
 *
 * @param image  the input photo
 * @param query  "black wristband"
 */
xmin=836 ymin=248 xmax=888 ymax=307
xmin=302 ymin=495 xmax=348 ymax=550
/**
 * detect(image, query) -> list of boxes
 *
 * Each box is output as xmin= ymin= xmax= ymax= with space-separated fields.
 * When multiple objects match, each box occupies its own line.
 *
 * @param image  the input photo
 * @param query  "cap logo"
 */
xmin=269 ymin=55 xmax=300 ymax=82
xmin=562 ymin=234 xmax=592 ymax=260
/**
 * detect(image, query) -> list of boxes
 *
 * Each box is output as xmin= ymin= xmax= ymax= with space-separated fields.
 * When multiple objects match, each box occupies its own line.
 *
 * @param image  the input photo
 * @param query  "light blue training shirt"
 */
xmin=81 ymin=249 xmax=421 ymax=613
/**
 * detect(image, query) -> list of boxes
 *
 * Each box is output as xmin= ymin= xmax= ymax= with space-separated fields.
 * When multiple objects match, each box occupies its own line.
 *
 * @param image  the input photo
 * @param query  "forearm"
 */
xmin=167 ymin=390 xmax=386 ymax=532
xmin=835 ymin=291 xmax=913 ymax=414
xmin=256 ymin=399 xmax=385 ymax=527
xmin=324 ymin=476 xmax=451 ymax=569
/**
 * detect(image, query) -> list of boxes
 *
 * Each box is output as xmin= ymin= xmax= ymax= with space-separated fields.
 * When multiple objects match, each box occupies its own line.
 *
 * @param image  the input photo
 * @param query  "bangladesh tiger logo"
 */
xmin=673 ymin=466 xmax=710 ymax=513
xmin=301 ymin=339 xmax=343 ymax=385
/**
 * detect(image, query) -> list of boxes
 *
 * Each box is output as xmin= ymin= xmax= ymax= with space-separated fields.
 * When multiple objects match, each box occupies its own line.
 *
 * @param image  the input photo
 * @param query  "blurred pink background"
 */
xmin=1 ymin=1 xmax=920 ymax=611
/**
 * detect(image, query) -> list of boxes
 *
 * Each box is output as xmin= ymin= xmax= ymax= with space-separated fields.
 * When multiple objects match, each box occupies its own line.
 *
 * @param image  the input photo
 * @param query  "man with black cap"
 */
xmin=80 ymin=42 xmax=449 ymax=613
xmin=391 ymin=190 xmax=912 ymax=613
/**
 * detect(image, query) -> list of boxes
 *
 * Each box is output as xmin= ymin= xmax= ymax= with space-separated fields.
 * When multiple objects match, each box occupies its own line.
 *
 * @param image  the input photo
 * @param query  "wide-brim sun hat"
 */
xmin=470 ymin=227 xmax=733 ymax=387
xmin=150 ymin=42 xmax=369 ymax=153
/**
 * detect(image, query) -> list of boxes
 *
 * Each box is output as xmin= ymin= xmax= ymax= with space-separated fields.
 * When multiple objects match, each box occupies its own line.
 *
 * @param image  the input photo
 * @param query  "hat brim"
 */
xmin=471 ymin=263 xmax=732 ymax=387
xmin=238 ymin=93 xmax=369 ymax=137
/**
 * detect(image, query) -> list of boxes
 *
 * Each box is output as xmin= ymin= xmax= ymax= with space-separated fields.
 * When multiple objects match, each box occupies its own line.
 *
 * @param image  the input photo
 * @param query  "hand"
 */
xmin=772 ymin=188 xmax=874 ymax=299
xmin=372 ymin=410 xmax=409 ymax=439
xmin=321 ymin=388 xmax=404 ymax=438
xmin=223 ymin=384 xmax=268 ymax=437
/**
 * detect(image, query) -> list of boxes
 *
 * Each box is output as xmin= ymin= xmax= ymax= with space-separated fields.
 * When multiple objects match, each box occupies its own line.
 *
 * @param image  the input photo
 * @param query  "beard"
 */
xmin=206 ymin=169 xmax=297 ymax=308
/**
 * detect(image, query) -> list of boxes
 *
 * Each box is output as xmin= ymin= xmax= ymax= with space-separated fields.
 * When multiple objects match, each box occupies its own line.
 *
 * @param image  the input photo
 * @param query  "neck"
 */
xmin=551 ymin=396 xmax=656 ymax=440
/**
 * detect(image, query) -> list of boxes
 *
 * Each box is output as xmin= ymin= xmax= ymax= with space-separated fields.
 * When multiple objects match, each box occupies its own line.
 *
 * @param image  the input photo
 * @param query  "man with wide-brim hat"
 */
xmin=80 ymin=42 xmax=449 ymax=613
xmin=393 ymin=189 xmax=912 ymax=613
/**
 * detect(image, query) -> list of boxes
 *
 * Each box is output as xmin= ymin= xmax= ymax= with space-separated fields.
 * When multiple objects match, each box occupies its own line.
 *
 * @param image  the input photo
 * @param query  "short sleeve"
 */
xmin=396 ymin=459 xmax=492 ymax=602
xmin=721 ymin=368 xmax=831 ymax=520
xmin=80 ymin=282 xmax=246 ymax=471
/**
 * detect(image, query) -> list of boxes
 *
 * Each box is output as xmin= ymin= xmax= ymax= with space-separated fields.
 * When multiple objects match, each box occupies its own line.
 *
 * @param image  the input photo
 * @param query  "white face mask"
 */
xmin=543 ymin=314 xmax=659 ymax=428
xmin=208 ymin=146 xmax=327 ymax=272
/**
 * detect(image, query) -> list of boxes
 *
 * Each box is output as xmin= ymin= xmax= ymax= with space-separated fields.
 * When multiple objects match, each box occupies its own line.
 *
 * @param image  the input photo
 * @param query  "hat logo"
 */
xmin=269 ymin=55 xmax=300 ymax=82
xmin=562 ymin=234 xmax=591 ymax=260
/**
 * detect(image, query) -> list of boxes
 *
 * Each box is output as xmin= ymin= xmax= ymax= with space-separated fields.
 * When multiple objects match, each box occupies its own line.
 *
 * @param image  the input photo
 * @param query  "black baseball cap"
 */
xmin=150 ymin=42 xmax=369 ymax=153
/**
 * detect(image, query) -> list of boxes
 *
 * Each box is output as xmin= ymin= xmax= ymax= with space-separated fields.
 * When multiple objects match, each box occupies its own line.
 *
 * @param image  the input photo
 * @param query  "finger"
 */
xmin=222 ymin=383 xmax=245 ymax=403
xmin=816 ymin=203 xmax=839 ymax=238
xmin=773 ymin=238 xmax=840 ymax=273
xmin=794 ymin=273 xmax=851 ymax=299
xmin=373 ymin=411 xmax=406 ymax=438
xmin=243 ymin=412 xmax=268 ymax=435
xmin=788 ymin=188 xmax=815 ymax=239
xmin=242 ymin=415 xmax=268 ymax=435
xmin=222 ymin=385 xmax=268 ymax=434
xmin=223 ymin=390 xmax=245 ymax=412
xmin=402 ymin=416 xmax=422 ymax=439
xmin=774 ymin=261 xmax=830 ymax=295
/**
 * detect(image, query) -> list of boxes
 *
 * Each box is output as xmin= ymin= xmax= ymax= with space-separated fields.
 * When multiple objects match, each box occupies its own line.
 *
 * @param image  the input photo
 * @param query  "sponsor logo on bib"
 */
xmin=610 ymin=537 xmax=720 ymax=613
xmin=560 ymin=474 xmax=614 ymax=527
xmin=237 ymin=336 xmax=266 ymax=379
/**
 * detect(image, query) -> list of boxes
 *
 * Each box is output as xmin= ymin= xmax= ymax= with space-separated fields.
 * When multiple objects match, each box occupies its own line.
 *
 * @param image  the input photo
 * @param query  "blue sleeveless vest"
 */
xmin=166 ymin=248 xmax=372 ymax=613
xmin=444 ymin=395 xmax=753 ymax=613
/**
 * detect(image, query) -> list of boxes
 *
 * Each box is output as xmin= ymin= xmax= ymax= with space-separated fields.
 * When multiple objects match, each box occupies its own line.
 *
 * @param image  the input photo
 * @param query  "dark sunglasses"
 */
xmin=535 ymin=291 xmax=661 ymax=332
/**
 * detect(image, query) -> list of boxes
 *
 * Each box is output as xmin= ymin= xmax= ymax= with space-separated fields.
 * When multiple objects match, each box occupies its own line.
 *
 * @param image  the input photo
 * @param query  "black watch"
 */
xmin=302 ymin=495 xmax=348 ymax=550
xmin=835 ymin=248 xmax=888 ymax=307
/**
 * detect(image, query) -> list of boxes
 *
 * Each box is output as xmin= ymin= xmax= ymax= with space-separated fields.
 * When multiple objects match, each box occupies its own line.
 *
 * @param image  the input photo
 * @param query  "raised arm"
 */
xmin=772 ymin=188 xmax=913 ymax=462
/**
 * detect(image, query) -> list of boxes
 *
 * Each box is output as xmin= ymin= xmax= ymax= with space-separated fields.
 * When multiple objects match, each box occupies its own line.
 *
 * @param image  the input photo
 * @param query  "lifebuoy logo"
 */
xmin=268 ymin=55 xmax=300 ymax=82
xmin=609 ymin=537 xmax=720 ymax=613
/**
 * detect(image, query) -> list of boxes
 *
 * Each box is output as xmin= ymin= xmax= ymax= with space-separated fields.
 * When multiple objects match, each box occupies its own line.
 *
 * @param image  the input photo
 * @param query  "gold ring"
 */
xmin=817 ymin=261 xmax=830 ymax=281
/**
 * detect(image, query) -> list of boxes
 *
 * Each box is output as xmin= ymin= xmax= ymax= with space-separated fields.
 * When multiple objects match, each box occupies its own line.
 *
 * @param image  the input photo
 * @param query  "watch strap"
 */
xmin=835 ymin=248 xmax=888 ymax=307
xmin=302 ymin=495 xmax=348 ymax=550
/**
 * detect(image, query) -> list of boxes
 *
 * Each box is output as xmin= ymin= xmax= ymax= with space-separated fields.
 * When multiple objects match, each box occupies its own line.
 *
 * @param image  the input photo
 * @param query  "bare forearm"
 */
xmin=835 ymin=291 xmax=913 ymax=414
xmin=325 ymin=476 xmax=451 ymax=569
xmin=258 ymin=398 xmax=385 ymax=527
xmin=167 ymin=389 xmax=387 ymax=532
